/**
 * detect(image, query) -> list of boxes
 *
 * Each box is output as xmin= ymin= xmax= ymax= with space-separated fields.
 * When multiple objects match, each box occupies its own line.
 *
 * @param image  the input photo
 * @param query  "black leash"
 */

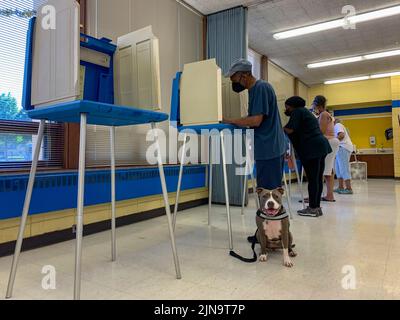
xmin=229 ymin=230 xmax=258 ymax=263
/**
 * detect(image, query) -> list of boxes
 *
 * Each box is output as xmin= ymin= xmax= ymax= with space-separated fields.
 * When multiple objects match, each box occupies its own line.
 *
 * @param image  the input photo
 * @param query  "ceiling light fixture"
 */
xmin=308 ymin=56 xmax=363 ymax=69
xmin=308 ymin=49 xmax=400 ymax=69
xmin=370 ymin=71 xmax=400 ymax=79
xmin=364 ymin=49 xmax=400 ymax=60
xmin=274 ymin=5 xmax=400 ymax=40
xmin=325 ymin=71 xmax=400 ymax=84
xmin=325 ymin=76 xmax=370 ymax=85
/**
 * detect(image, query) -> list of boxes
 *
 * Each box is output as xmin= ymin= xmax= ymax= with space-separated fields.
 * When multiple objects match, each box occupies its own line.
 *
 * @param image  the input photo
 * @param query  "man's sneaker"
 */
xmin=317 ymin=208 xmax=324 ymax=217
xmin=334 ymin=188 xmax=344 ymax=193
xmin=297 ymin=207 xmax=319 ymax=218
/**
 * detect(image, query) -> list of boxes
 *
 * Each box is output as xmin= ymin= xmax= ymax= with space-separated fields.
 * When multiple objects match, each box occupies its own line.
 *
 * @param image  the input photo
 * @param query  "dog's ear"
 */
xmin=256 ymin=188 xmax=265 ymax=195
xmin=277 ymin=187 xmax=285 ymax=196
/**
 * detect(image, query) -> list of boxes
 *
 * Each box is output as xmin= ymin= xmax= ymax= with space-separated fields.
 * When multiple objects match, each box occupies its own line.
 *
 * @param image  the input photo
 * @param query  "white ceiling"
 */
xmin=185 ymin=0 xmax=400 ymax=85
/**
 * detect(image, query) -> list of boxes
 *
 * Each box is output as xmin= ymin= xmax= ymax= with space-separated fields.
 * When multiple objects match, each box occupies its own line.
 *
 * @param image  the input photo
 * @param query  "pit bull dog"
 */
xmin=230 ymin=187 xmax=297 ymax=267
xmin=256 ymin=188 xmax=297 ymax=268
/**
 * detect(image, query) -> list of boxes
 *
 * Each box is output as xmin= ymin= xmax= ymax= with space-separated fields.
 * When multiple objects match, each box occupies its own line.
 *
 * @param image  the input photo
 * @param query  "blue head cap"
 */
xmin=225 ymin=59 xmax=253 ymax=78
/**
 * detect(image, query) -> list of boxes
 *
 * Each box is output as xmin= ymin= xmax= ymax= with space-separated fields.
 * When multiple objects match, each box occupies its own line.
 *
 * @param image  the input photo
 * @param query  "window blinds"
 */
xmin=0 ymin=0 xmax=64 ymax=170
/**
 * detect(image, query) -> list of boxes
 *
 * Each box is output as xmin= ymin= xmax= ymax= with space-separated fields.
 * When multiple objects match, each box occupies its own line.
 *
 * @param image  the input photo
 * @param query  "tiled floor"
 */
xmin=1 ymin=179 xmax=400 ymax=300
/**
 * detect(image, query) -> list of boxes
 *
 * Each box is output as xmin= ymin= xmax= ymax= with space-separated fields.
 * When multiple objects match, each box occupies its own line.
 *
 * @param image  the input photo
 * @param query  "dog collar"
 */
xmin=257 ymin=208 xmax=288 ymax=221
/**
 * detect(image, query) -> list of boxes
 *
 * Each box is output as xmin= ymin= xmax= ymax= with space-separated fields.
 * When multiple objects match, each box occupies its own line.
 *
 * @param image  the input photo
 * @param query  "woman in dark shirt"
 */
xmin=284 ymin=96 xmax=332 ymax=218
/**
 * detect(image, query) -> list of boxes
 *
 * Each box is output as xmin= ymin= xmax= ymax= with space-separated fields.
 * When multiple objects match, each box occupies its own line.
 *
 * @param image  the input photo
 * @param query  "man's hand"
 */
xmin=222 ymin=118 xmax=234 ymax=125
xmin=222 ymin=115 xmax=264 ymax=128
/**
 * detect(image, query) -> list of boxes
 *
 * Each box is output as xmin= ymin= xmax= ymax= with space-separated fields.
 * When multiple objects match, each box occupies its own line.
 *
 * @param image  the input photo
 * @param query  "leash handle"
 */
xmin=229 ymin=231 xmax=258 ymax=264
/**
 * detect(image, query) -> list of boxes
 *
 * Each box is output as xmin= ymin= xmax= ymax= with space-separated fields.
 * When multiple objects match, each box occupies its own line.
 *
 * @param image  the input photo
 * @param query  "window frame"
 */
xmin=0 ymin=0 xmax=87 ymax=173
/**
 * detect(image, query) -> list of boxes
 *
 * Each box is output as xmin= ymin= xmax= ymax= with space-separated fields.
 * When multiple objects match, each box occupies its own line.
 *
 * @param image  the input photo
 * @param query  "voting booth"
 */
xmin=170 ymin=62 xmax=250 ymax=250
xmin=6 ymin=0 xmax=180 ymax=300
xmin=180 ymin=59 xmax=248 ymax=126
xmin=115 ymin=26 xmax=162 ymax=111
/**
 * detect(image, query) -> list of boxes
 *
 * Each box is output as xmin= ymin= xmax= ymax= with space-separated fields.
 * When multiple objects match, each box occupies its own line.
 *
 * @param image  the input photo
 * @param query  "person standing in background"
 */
xmin=284 ymin=96 xmax=332 ymax=217
xmin=334 ymin=119 xmax=354 ymax=194
xmin=313 ymin=96 xmax=340 ymax=203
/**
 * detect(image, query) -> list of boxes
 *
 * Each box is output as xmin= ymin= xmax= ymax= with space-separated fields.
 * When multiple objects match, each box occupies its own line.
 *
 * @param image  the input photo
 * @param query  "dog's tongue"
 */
xmin=265 ymin=208 xmax=278 ymax=216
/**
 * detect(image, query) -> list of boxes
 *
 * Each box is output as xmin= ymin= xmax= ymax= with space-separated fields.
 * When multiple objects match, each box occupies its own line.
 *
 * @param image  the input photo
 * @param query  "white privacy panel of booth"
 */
xmin=115 ymin=26 xmax=162 ymax=111
xmin=32 ymin=0 xmax=80 ymax=108
xmin=180 ymin=59 xmax=249 ymax=126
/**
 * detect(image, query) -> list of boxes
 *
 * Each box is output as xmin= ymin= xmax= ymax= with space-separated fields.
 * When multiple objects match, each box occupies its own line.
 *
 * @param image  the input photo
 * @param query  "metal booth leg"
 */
xmin=242 ymin=137 xmax=259 ymax=214
xmin=220 ymin=131 xmax=234 ymax=251
xmin=151 ymin=123 xmax=182 ymax=279
xmin=74 ymin=113 xmax=87 ymax=300
xmin=110 ymin=126 xmax=116 ymax=262
xmin=293 ymin=156 xmax=305 ymax=209
xmin=241 ymin=164 xmax=248 ymax=216
xmin=173 ymin=133 xmax=187 ymax=231
xmin=208 ymin=134 xmax=213 ymax=226
xmin=6 ymin=120 xmax=46 ymax=299
xmin=247 ymin=148 xmax=259 ymax=209
xmin=283 ymin=171 xmax=293 ymax=220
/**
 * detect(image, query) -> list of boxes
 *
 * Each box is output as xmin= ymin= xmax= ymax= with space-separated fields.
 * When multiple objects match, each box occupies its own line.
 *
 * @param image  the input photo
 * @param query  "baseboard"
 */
xmin=0 ymin=199 xmax=208 ymax=258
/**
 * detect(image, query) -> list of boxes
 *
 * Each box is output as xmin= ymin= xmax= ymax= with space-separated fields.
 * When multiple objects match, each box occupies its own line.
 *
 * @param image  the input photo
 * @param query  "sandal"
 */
xmin=299 ymin=198 xmax=309 ymax=204
xmin=339 ymin=189 xmax=354 ymax=195
xmin=322 ymin=197 xmax=336 ymax=202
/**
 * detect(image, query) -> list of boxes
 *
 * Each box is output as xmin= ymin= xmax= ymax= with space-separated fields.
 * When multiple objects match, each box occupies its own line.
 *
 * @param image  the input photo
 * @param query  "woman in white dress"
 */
xmin=313 ymin=96 xmax=340 ymax=202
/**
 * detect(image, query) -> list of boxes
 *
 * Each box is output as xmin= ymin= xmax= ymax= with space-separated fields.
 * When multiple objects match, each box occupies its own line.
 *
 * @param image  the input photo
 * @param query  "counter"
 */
xmin=351 ymin=152 xmax=394 ymax=178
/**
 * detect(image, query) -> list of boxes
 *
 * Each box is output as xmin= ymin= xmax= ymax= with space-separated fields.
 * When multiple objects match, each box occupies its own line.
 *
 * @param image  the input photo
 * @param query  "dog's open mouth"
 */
xmin=262 ymin=208 xmax=280 ymax=216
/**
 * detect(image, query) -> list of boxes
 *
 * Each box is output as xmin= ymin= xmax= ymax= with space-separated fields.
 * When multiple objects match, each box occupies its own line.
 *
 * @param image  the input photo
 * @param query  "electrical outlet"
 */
xmin=369 ymin=136 xmax=376 ymax=146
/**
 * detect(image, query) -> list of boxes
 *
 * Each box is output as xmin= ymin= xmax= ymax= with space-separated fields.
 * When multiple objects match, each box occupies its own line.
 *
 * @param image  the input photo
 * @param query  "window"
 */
xmin=0 ymin=0 xmax=86 ymax=171
xmin=248 ymin=48 xmax=262 ymax=80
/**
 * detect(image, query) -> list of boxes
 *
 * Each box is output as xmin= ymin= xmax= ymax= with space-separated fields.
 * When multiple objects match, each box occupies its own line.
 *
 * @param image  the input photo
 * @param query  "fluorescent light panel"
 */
xmin=370 ymin=71 xmax=400 ymax=79
xmin=274 ymin=5 xmax=400 ymax=40
xmin=364 ymin=49 xmax=400 ymax=60
xmin=308 ymin=57 xmax=363 ymax=69
xmin=325 ymin=76 xmax=370 ymax=85
xmin=308 ymin=49 xmax=400 ymax=69
xmin=325 ymin=71 xmax=400 ymax=84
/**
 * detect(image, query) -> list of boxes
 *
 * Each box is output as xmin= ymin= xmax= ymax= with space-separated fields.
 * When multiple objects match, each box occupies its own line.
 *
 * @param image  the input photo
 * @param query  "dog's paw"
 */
xmin=283 ymin=256 xmax=294 ymax=268
xmin=289 ymin=250 xmax=297 ymax=258
xmin=259 ymin=254 xmax=268 ymax=262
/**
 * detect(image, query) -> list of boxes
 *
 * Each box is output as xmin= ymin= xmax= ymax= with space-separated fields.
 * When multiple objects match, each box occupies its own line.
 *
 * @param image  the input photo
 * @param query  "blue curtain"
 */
xmin=207 ymin=6 xmax=249 ymax=206
xmin=207 ymin=6 xmax=248 ymax=74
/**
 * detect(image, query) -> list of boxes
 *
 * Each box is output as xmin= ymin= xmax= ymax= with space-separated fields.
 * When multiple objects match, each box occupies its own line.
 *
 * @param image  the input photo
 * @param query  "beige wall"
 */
xmin=268 ymin=61 xmax=295 ymax=125
xmin=86 ymin=0 xmax=203 ymax=166
xmin=298 ymin=81 xmax=309 ymax=106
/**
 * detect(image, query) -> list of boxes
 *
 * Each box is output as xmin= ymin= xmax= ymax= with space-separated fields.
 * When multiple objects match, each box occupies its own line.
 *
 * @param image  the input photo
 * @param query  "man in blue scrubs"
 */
xmin=224 ymin=59 xmax=287 ymax=191
xmin=224 ymin=59 xmax=287 ymax=242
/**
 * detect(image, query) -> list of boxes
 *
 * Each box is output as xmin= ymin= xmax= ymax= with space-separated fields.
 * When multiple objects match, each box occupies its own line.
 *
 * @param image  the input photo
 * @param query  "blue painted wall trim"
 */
xmin=0 ymin=166 xmax=206 ymax=220
xmin=393 ymin=100 xmax=400 ymax=108
xmin=334 ymin=106 xmax=392 ymax=117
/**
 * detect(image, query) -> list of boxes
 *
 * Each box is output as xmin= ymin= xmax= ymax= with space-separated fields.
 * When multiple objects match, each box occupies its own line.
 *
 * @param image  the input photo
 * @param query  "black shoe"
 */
xmin=247 ymin=235 xmax=259 ymax=244
xmin=297 ymin=207 xmax=319 ymax=218
xmin=318 ymin=208 xmax=324 ymax=216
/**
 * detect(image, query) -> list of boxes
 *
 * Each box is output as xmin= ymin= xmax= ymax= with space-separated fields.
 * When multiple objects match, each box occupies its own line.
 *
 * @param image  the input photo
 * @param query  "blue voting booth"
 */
xmin=6 ymin=13 xmax=181 ymax=300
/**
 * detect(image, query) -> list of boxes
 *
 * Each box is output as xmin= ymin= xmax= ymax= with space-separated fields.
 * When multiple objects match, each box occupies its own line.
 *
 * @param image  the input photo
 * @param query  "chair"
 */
xmin=170 ymin=72 xmax=237 ymax=251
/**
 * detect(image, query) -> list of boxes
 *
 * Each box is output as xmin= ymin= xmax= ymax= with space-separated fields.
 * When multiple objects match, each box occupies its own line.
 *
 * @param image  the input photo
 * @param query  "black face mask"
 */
xmin=284 ymin=110 xmax=292 ymax=117
xmin=232 ymin=82 xmax=246 ymax=93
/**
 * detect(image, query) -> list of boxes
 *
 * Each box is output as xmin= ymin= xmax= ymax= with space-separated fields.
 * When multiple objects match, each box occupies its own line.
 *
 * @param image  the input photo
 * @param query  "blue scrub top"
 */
xmin=248 ymin=80 xmax=287 ymax=161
